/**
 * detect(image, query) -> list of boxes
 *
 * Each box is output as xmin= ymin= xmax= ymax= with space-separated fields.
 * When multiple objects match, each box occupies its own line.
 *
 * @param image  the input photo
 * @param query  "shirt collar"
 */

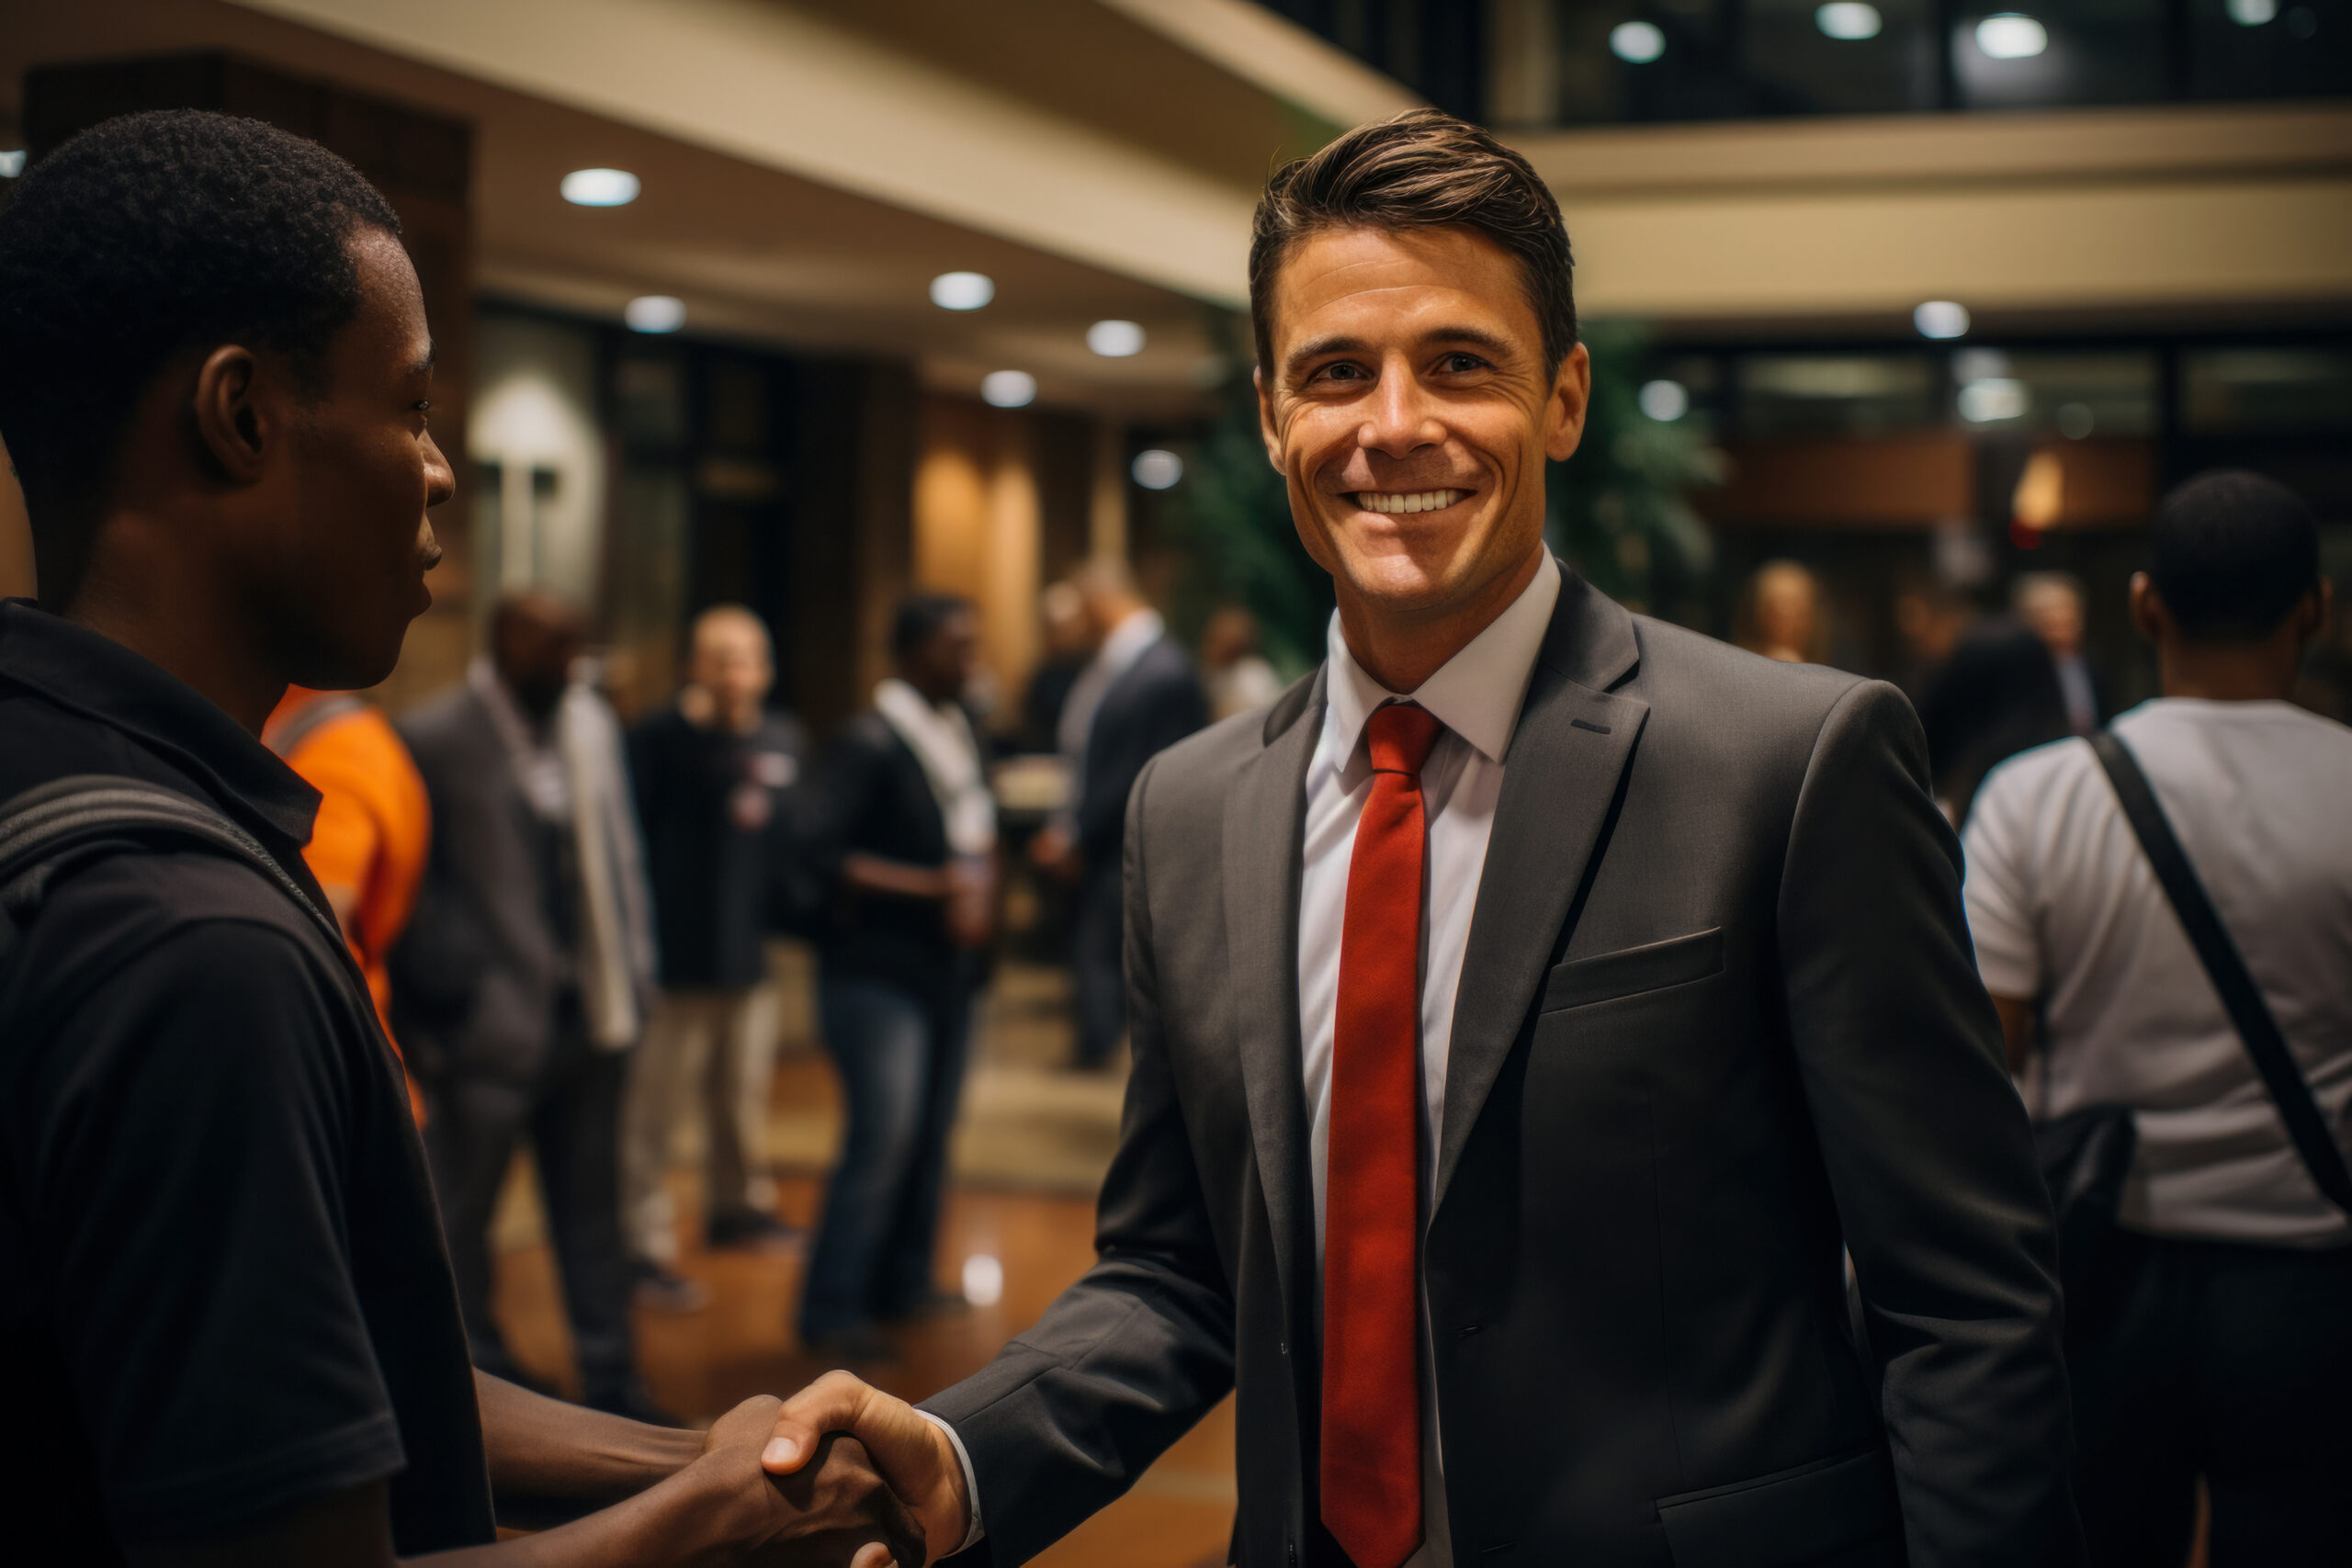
xmin=1323 ymin=549 xmax=1561 ymax=768
xmin=0 ymin=597 xmax=321 ymax=844
xmin=1094 ymin=608 xmax=1164 ymax=681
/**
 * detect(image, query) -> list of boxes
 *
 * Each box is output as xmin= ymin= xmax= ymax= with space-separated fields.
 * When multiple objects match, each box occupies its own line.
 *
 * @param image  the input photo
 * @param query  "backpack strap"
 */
xmin=0 ymin=775 xmax=347 ymax=968
xmin=263 ymin=693 xmax=368 ymax=761
xmin=2090 ymin=729 xmax=2352 ymax=1217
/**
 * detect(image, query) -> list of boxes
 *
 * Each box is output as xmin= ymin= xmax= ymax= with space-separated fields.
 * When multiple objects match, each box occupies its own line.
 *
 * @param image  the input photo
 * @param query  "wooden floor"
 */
xmin=488 ymin=1051 xmax=1235 ymax=1566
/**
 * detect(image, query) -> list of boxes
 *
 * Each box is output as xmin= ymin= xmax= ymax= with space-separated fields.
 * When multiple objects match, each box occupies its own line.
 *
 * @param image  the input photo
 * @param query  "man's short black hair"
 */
xmin=0 ymin=109 xmax=401 ymax=599
xmin=2149 ymin=469 xmax=2322 ymax=643
xmin=890 ymin=592 xmax=974 ymax=660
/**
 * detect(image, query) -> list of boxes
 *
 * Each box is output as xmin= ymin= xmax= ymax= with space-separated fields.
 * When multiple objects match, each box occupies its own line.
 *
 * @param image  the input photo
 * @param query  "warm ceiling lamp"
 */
xmin=561 ymin=167 xmax=640 ymax=207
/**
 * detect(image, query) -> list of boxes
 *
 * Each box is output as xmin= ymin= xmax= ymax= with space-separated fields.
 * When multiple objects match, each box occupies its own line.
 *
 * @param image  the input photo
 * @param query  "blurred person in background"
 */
xmin=1736 ymin=557 xmax=1828 ymax=664
xmin=1032 ymin=559 xmax=1205 ymax=1069
xmin=396 ymin=589 xmax=668 ymax=1423
xmin=1963 ymin=470 xmax=2347 ymax=1564
xmin=265 ymin=685 xmax=432 ymax=1123
xmin=1919 ymin=615 xmax=2072 ymax=825
xmin=2015 ymin=570 xmax=2106 ymax=735
xmin=798 ymin=593 xmax=996 ymax=1363
xmin=1201 ymin=603 xmax=1286 ymax=721
xmin=0 ymin=108 xmax=913 ymax=1567
xmin=624 ymin=604 xmax=809 ymax=1311
xmin=1891 ymin=576 xmax=1976 ymax=709
xmin=1016 ymin=579 xmax=1091 ymax=755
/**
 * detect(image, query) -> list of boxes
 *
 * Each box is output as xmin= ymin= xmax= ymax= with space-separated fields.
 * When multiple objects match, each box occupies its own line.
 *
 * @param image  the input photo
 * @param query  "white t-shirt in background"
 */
xmin=1963 ymin=699 xmax=2352 ymax=1247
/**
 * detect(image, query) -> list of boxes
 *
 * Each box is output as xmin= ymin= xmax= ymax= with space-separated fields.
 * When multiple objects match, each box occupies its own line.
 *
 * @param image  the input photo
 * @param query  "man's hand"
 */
xmin=703 ymin=1395 xmax=923 ymax=1568
xmin=761 ymin=1372 xmax=969 ymax=1564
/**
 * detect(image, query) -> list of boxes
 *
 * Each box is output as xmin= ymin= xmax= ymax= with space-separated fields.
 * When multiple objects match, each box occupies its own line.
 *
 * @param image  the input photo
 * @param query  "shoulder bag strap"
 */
xmin=0 ymin=775 xmax=348 ymax=964
xmin=2089 ymin=730 xmax=2352 ymax=1216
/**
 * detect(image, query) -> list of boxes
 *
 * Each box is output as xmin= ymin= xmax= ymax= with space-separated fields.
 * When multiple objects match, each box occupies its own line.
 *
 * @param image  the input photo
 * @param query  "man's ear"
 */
xmin=1544 ymin=344 xmax=1592 ymax=464
xmin=189 ymin=344 xmax=275 ymax=485
xmin=2128 ymin=571 xmax=2170 ymax=644
xmin=1255 ymin=365 xmax=1284 ymax=474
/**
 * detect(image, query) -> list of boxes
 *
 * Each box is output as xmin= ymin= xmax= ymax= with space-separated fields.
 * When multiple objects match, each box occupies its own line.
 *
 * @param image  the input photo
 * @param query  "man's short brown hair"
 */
xmin=1248 ymin=107 xmax=1577 ymax=377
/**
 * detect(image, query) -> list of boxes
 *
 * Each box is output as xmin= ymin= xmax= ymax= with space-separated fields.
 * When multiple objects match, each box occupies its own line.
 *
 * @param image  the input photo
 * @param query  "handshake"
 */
xmin=706 ymin=1371 xmax=968 ymax=1567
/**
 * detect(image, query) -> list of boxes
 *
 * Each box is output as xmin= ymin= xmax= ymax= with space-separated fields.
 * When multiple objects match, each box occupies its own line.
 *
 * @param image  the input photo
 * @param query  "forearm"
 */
xmin=840 ymin=853 xmax=948 ymax=902
xmin=477 ymin=1371 xmax=702 ymax=1520
xmin=411 ymin=1454 xmax=755 ymax=1568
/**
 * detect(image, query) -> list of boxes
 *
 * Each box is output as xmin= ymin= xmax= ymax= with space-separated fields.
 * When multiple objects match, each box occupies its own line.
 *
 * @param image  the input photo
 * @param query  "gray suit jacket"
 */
xmin=924 ymin=571 xmax=2078 ymax=1567
xmin=393 ymin=685 xmax=575 ymax=1085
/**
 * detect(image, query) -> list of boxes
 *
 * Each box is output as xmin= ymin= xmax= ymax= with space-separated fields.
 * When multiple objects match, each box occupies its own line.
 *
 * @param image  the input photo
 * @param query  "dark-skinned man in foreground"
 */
xmin=765 ymin=110 xmax=2080 ymax=1566
xmin=0 ymin=111 xmax=916 ymax=1568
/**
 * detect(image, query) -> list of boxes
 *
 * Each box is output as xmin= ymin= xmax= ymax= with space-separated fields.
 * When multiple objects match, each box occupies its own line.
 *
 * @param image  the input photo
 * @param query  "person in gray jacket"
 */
xmin=395 ymin=590 xmax=664 ymax=1422
xmin=765 ymin=109 xmax=2077 ymax=1567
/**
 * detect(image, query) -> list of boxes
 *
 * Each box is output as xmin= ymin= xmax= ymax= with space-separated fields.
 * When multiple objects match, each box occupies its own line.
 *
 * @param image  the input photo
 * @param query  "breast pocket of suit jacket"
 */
xmin=1540 ymin=927 xmax=1724 ymax=1014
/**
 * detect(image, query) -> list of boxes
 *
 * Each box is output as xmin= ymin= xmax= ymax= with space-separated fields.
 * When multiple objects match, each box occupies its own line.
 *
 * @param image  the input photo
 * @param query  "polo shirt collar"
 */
xmin=1323 ymin=548 xmax=1562 ymax=768
xmin=0 ymin=598 xmax=321 ymax=844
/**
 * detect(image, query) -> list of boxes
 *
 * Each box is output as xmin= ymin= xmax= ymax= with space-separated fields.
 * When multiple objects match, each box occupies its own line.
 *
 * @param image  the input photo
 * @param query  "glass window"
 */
xmin=1951 ymin=349 xmax=2160 ymax=436
xmin=2188 ymin=0 xmax=2352 ymax=100
xmin=2182 ymin=346 xmax=2352 ymax=433
xmin=1736 ymin=354 xmax=1942 ymax=434
xmin=1745 ymin=0 xmax=1941 ymax=113
xmin=1951 ymin=0 xmax=2168 ymax=108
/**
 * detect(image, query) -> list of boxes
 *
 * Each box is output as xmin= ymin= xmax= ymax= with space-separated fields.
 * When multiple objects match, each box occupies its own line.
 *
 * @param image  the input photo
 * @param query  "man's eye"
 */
xmin=1312 ymin=362 xmax=1366 ymax=384
xmin=1438 ymin=353 xmax=1488 ymax=373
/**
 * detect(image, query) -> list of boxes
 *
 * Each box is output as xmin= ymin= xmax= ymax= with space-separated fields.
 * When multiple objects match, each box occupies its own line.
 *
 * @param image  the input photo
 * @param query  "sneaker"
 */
xmin=630 ymin=1260 xmax=710 ymax=1313
xmin=705 ymin=1208 xmax=805 ymax=1254
xmin=802 ymin=1325 xmax=900 ymax=1368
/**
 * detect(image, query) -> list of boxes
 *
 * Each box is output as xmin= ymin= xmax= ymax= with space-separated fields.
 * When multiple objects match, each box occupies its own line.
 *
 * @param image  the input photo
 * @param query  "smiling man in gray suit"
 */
xmin=768 ymin=109 xmax=2079 ymax=1568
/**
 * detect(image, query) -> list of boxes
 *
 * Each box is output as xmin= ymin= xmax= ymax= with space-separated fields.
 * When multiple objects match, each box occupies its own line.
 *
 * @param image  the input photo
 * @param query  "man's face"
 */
xmin=692 ymin=613 xmax=774 ymax=713
xmin=2020 ymin=583 xmax=2085 ymax=659
xmin=1257 ymin=225 xmax=1589 ymax=629
xmin=244 ymin=228 xmax=451 ymax=689
xmin=906 ymin=610 xmax=979 ymax=705
xmin=492 ymin=592 xmax=587 ymax=720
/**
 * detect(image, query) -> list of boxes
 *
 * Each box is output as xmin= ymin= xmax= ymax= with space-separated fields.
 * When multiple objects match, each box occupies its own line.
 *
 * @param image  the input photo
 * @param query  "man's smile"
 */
xmin=1343 ymin=488 xmax=1475 ymax=516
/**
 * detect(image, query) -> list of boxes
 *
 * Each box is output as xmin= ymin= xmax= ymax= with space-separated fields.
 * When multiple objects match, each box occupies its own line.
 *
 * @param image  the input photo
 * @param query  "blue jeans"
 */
xmin=799 ymin=973 xmax=975 ymax=1339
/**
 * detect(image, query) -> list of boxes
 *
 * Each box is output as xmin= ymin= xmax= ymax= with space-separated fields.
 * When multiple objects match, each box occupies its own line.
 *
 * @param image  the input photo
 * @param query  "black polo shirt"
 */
xmin=629 ymin=702 xmax=808 ymax=989
xmin=0 ymin=601 xmax=494 ymax=1559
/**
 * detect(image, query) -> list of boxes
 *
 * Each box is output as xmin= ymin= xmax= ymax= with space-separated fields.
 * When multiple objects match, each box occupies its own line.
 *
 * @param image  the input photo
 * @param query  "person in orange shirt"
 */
xmin=263 ymin=686 xmax=432 ymax=1121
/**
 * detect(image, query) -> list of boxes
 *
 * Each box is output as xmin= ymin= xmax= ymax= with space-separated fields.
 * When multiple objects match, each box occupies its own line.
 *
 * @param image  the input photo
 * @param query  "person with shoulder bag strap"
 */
xmin=1962 ymin=468 xmax=2350 ymax=1566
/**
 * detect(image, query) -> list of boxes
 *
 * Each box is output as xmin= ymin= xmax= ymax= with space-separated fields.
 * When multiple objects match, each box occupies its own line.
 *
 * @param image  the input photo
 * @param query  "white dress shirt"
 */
xmin=1298 ymin=549 xmax=1561 ymax=1568
xmin=922 ymin=557 xmax=1561 ymax=1559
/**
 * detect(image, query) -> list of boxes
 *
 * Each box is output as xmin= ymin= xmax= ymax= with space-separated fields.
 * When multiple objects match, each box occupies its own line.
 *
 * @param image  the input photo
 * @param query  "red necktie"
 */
xmin=1322 ymin=701 xmax=1442 ymax=1568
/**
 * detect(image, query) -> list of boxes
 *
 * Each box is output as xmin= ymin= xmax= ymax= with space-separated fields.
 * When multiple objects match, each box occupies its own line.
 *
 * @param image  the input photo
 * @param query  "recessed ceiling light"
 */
xmin=1914 ymin=300 xmax=1972 ymax=339
xmin=1958 ymin=378 xmax=2029 ymax=423
xmin=980 ymin=370 xmax=1037 ymax=408
xmin=561 ymin=167 xmax=640 ymax=207
xmin=1973 ymin=13 xmax=2048 ymax=58
xmin=1637 ymin=379 xmax=1690 ymax=422
xmin=1088 ymin=320 xmax=1147 ymax=357
xmin=931 ymin=272 xmax=996 ymax=310
xmin=624 ymin=295 xmax=685 ymax=333
xmin=0 ymin=150 xmax=25 ymax=179
xmin=2227 ymin=0 xmax=2278 ymax=20
xmin=1610 ymin=20 xmax=1668 ymax=62
xmin=1815 ymin=2 xmax=1883 ymax=39
xmin=1131 ymin=449 xmax=1183 ymax=490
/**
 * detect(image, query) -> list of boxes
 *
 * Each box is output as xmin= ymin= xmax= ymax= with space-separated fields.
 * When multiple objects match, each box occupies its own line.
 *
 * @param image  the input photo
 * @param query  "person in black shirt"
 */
xmin=625 ymin=604 xmax=809 ymax=1288
xmin=0 ymin=111 xmax=916 ymax=1567
xmin=797 ymin=596 xmax=997 ymax=1363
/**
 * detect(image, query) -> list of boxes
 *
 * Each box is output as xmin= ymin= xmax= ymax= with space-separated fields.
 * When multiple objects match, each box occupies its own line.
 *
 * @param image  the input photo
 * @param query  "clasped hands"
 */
xmin=737 ymin=1371 xmax=970 ymax=1567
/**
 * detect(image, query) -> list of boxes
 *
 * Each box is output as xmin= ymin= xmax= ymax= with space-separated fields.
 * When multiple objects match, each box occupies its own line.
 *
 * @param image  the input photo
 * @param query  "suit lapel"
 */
xmin=1434 ymin=574 xmax=1649 ymax=1213
xmin=1224 ymin=671 xmax=1324 ymax=1337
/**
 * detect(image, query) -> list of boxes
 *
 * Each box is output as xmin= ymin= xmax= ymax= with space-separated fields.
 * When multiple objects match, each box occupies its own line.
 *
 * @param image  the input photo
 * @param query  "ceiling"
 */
xmin=0 ymin=0 xmax=1363 ymax=416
